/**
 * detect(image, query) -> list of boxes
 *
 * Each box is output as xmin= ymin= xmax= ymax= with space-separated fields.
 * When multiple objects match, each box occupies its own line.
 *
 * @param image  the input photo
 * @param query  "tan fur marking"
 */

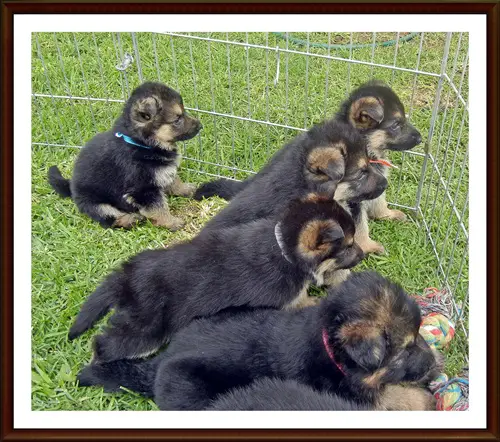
xmin=376 ymin=385 xmax=436 ymax=410
xmin=154 ymin=158 xmax=181 ymax=189
xmin=393 ymin=111 xmax=403 ymax=119
xmin=359 ymin=292 xmax=392 ymax=328
xmin=307 ymin=143 xmax=345 ymax=172
xmin=155 ymin=124 xmax=176 ymax=147
xmin=297 ymin=220 xmax=336 ymax=258
xmin=97 ymin=205 xmax=143 ymax=228
xmin=172 ymin=103 xmax=183 ymax=116
xmin=313 ymin=258 xmax=338 ymax=286
xmin=168 ymin=176 xmax=196 ymax=197
xmin=321 ymin=268 xmax=351 ymax=288
xmin=357 ymin=157 xmax=368 ymax=168
xmin=97 ymin=204 xmax=125 ymax=218
xmin=333 ymin=182 xmax=353 ymax=202
xmin=403 ymin=334 xmax=415 ymax=347
xmin=363 ymin=367 xmax=388 ymax=387
xmin=354 ymin=204 xmax=385 ymax=254
xmin=366 ymin=130 xmax=388 ymax=156
xmin=112 ymin=213 xmax=143 ymax=229
xmin=339 ymin=321 xmax=380 ymax=342
xmin=349 ymin=97 xmax=382 ymax=128
xmin=284 ymin=281 xmax=319 ymax=310
xmin=302 ymin=193 xmax=325 ymax=203
xmin=140 ymin=203 xmax=184 ymax=231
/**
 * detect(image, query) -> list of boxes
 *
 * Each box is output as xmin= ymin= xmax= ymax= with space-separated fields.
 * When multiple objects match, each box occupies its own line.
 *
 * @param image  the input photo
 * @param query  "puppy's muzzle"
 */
xmin=175 ymin=118 xmax=203 ymax=142
xmin=337 ymin=243 xmax=365 ymax=270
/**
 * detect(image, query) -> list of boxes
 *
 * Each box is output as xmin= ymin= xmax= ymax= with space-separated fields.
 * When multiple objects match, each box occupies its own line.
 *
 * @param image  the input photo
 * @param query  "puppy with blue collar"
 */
xmin=48 ymin=82 xmax=202 ymax=229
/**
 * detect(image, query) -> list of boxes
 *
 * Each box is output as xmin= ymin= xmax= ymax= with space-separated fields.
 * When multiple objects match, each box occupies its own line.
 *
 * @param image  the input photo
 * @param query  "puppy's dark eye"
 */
xmin=140 ymin=112 xmax=151 ymax=121
xmin=391 ymin=121 xmax=401 ymax=130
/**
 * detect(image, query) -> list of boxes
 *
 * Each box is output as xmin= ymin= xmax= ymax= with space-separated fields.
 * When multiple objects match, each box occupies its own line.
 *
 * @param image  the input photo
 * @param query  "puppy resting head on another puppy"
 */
xmin=276 ymin=195 xmax=365 ymax=275
xmin=321 ymin=272 xmax=442 ymax=399
xmin=303 ymin=121 xmax=388 ymax=203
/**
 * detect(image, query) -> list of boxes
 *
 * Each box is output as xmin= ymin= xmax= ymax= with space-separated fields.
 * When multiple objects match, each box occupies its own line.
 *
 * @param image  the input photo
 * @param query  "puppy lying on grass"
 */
xmin=68 ymin=195 xmax=364 ymax=363
xmin=77 ymin=271 xmax=441 ymax=411
xmin=48 ymin=81 xmax=202 ymax=230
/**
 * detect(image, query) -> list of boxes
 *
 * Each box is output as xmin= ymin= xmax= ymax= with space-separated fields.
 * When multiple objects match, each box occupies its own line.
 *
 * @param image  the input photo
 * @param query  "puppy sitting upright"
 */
xmin=77 ymin=271 xmax=441 ymax=411
xmin=68 ymin=195 xmax=364 ymax=363
xmin=337 ymin=80 xmax=423 ymax=254
xmin=195 ymin=119 xmax=387 ymax=233
xmin=48 ymin=82 xmax=202 ymax=230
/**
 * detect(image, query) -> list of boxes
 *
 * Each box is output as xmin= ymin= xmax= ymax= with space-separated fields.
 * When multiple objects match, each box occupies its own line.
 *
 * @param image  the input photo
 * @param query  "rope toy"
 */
xmin=413 ymin=287 xmax=469 ymax=411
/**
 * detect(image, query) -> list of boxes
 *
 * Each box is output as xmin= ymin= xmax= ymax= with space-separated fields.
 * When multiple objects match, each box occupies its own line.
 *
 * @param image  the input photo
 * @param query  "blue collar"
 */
xmin=115 ymin=132 xmax=151 ymax=149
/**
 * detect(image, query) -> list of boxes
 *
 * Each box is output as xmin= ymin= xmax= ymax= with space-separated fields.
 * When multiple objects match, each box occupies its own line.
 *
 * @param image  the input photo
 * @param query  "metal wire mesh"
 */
xmin=31 ymin=32 xmax=469 ymax=363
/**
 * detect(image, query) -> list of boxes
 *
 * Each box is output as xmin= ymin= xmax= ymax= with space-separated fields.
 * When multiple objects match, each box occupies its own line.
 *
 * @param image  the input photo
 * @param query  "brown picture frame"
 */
xmin=1 ymin=1 xmax=498 ymax=440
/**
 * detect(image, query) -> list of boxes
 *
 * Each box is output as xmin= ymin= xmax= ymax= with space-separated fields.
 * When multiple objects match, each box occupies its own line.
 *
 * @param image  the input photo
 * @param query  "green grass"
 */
xmin=31 ymin=32 xmax=469 ymax=411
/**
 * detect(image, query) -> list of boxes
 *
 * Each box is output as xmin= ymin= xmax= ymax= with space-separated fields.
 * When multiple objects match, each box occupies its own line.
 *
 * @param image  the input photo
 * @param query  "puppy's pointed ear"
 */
xmin=133 ymin=95 xmax=161 ymax=123
xmin=349 ymin=96 xmax=384 ymax=129
xmin=306 ymin=143 xmax=346 ymax=192
xmin=298 ymin=219 xmax=344 ymax=259
xmin=339 ymin=321 xmax=386 ymax=370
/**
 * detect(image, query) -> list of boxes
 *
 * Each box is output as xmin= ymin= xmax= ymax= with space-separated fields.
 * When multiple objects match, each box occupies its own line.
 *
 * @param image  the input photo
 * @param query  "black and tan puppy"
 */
xmin=195 ymin=81 xmax=421 ymax=255
xmin=77 ymin=272 xmax=441 ymax=411
xmin=337 ymin=81 xmax=423 ymax=254
xmin=68 ymin=196 xmax=364 ymax=362
xmin=48 ymin=82 xmax=202 ymax=229
xmin=194 ymin=119 xmax=387 ymax=233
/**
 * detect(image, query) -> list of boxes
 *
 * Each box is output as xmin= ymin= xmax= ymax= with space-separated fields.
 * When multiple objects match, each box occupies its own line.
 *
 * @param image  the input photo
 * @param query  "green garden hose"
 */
xmin=271 ymin=32 xmax=420 ymax=50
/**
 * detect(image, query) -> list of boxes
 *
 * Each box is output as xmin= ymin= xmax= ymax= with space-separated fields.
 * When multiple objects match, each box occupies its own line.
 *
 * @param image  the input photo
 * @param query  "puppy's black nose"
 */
xmin=413 ymin=133 xmax=422 ymax=145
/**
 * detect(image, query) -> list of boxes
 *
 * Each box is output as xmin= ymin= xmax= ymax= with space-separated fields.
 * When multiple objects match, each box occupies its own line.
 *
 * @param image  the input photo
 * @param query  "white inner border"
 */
xmin=15 ymin=14 xmax=485 ymax=429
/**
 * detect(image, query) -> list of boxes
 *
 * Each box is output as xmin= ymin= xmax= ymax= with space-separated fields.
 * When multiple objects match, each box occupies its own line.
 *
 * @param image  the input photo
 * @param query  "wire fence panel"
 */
xmin=31 ymin=32 xmax=469 ymax=367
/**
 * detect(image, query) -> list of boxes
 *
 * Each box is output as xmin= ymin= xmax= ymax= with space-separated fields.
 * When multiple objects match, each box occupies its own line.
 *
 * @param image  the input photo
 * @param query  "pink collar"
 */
xmin=322 ymin=328 xmax=347 ymax=376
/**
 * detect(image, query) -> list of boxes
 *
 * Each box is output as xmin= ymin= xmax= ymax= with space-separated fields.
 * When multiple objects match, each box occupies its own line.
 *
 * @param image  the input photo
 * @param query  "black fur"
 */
xmin=69 ymin=196 xmax=364 ymax=362
xmin=208 ymin=378 xmax=369 ymax=411
xmin=196 ymin=120 xmax=387 ymax=233
xmin=48 ymin=82 xmax=202 ymax=229
xmin=193 ymin=178 xmax=251 ymax=201
xmin=77 ymin=271 xmax=441 ymax=410
xmin=48 ymin=165 xmax=72 ymax=198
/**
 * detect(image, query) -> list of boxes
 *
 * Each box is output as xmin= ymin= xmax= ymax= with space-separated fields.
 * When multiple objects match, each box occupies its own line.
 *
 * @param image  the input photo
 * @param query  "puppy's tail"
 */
xmin=68 ymin=271 xmax=123 ymax=340
xmin=193 ymin=178 xmax=249 ymax=201
xmin=48 ymin=166 xmax=72 ymax=198
xmin=77 ymin=358 xmax=160 ymax=397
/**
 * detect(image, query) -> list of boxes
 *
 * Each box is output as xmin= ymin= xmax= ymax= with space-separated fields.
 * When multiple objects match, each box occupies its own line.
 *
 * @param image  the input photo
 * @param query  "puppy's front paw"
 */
xmin=180 ymin=183 xmax=197 ymax=197
xmin=359 ymin=239 xmax=385 ymax=255
xmin=155 ymin=216 xmax=185 ymax=231
xmin=112 ymin=213 xmax=143 ymax=229
xmin=378 ymin=385 xmax=436 ymax=411
xmin=387 ymin=209 xmax=407 ymax=221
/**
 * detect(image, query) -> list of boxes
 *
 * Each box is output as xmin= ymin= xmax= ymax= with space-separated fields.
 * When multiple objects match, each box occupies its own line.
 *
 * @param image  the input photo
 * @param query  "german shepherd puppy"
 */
xmin=77 ymin=272 xmax=441 ymax=411
xmin=195 ymin=119 xmax=387 ymax=234
xmin=336 ymin=80 xmax=422 ymax=254
xmin=48 ymin=82 xmax=202 ymax=230
xmin=195 ymin=80 xmax=421 ymax=255
xmin=208 ymin=378 xmax=434 ymax=411
xmin=68 ymin=196 xmax=364 ymax=363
